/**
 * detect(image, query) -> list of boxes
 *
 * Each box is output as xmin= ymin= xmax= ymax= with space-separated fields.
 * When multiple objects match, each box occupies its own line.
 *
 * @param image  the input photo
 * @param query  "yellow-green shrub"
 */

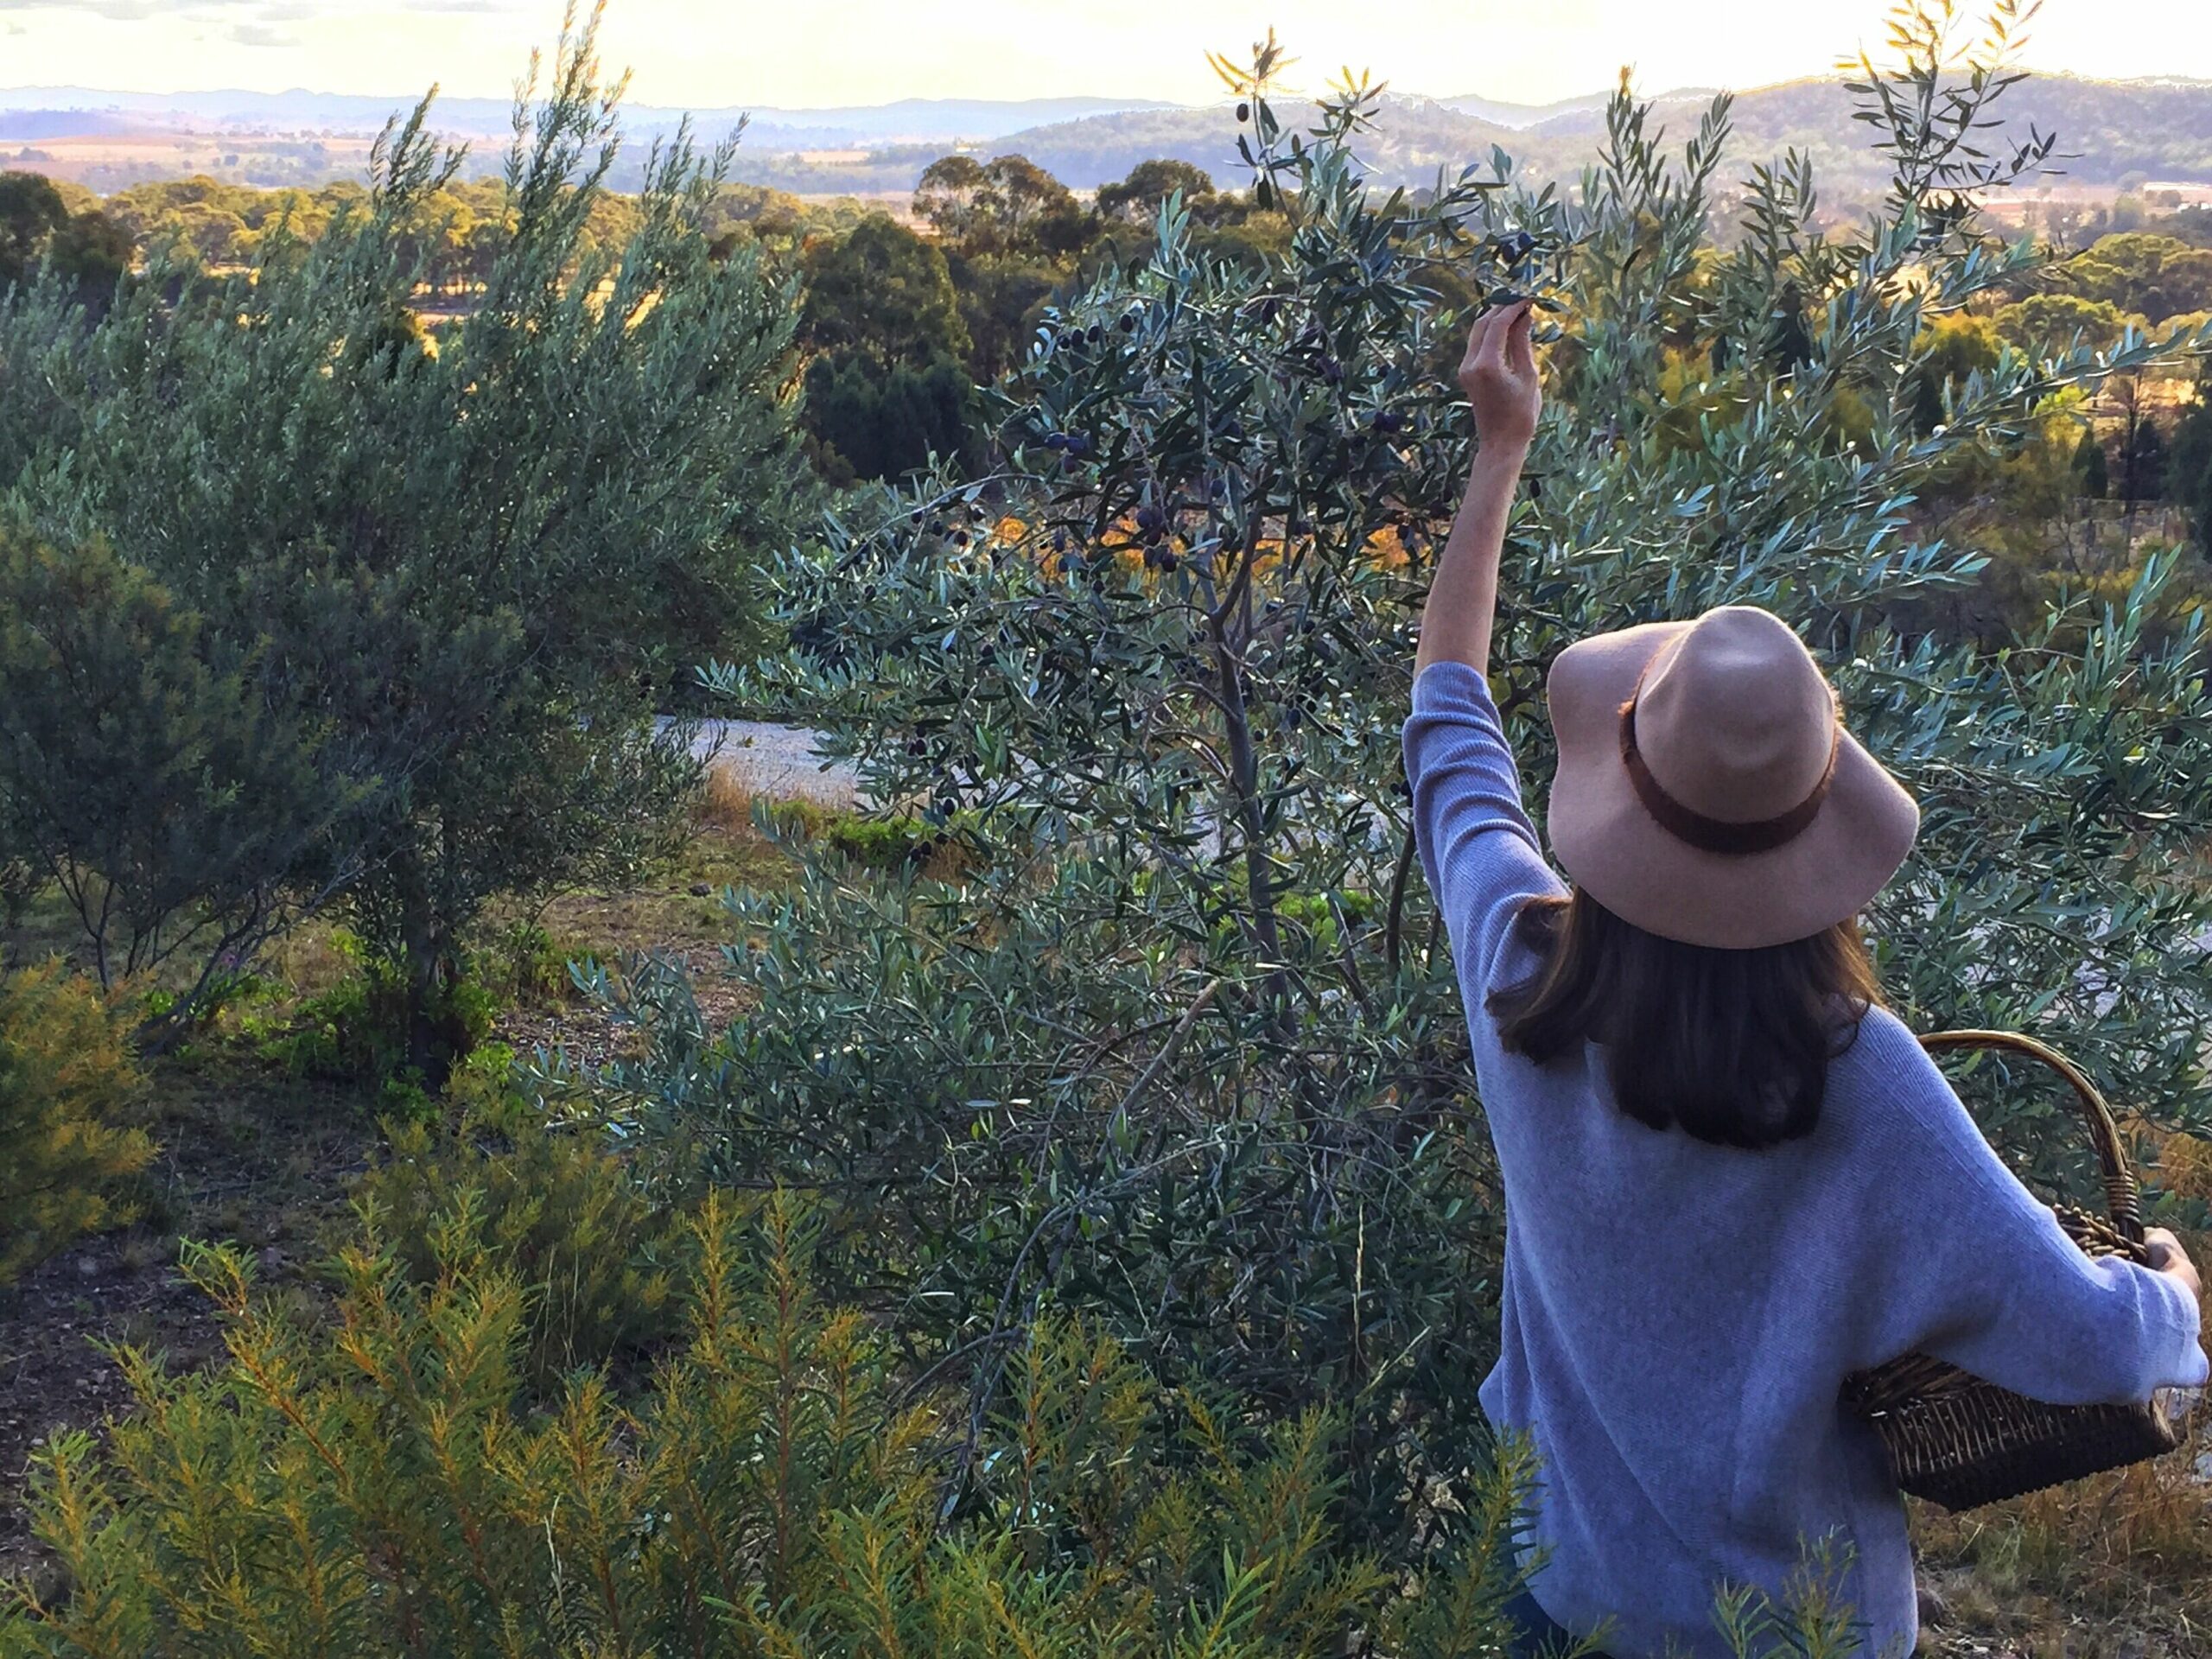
xmin=352 ymin=1053 xmax=678 ymax=1390
xmin=0 ymin=963 xmax=153 ymax=1284
xmin=0 ymin=1192 xmax=1535 ymax=1657
xmin=1 ymin=1183 xmax=1869 ymax=1656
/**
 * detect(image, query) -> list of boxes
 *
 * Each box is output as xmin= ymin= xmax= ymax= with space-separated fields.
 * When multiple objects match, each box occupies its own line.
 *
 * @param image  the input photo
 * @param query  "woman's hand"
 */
xmin=1458 ymin=300 xmax=1541 ymax=453
xmin=1415 ymin=302 xmax=1540 ymax=675
xmin=2145 ymin=1228 xmax=2203 ymax=1303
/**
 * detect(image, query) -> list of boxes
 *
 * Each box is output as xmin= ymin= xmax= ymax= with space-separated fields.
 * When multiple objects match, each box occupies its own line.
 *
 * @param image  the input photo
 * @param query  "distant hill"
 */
xmin=1522 ymin=74 xmax=2212 ymax=187
xmin=1432 ymin=91 xmax=1626 ymax=128
xmin=962 ymin=73 xmax=2212 ymax=197
xmin=3 ymin=74 xmax=2209 ymax=201
xmin=0 ymin=86 xmax=1179 ymax=146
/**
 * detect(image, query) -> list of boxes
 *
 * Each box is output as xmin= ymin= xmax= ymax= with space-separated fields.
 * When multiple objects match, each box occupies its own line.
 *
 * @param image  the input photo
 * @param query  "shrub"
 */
xmin=0 ymin=963 xmax=154 ymax=1284
xmin=478 ymin=921 xmax=574 ymax=1008
xmin=0 ymin=10 xmax=813 ymax=1066
xmin=0 ymin=534 xmax=359 ymax=1034
xmin=263 ymin=929 xmax=495 ymax=1096
xmin=353 ymin=1066 xmax=680 ymax=1389
xmin=0 ymin=1191 xmax=1667 ymax=1658
xmin=753 ymin=798 xmax=976 ymax=871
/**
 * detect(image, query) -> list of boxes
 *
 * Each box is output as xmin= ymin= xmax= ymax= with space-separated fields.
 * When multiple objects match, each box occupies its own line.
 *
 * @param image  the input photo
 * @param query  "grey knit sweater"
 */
xmin=1404 ymin=661 xmax=2207 ymax=1659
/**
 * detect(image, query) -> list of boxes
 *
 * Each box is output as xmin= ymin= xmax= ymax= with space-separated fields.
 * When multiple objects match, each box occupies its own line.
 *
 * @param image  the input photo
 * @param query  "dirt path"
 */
xmin=677 ymin=719 xmax=862 ymax=808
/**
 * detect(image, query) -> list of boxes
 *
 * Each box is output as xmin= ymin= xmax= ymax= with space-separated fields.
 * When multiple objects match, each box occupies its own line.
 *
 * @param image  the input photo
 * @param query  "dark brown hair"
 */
xmin=1486 ymin=889 xmax=1884 ymax=1149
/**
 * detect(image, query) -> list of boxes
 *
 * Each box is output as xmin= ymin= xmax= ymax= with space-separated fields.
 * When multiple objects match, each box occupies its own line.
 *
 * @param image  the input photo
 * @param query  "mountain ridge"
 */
xmin=6 ymin=73 xmax=2212 ymax=199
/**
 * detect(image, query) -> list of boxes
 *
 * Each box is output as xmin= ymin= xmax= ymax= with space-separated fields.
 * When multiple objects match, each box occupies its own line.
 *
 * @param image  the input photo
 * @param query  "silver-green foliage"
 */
xmin=0 ymin=11 xmax=810 ymax=1052
xmin=576 ymin=2 xmax=2212 ymax=1552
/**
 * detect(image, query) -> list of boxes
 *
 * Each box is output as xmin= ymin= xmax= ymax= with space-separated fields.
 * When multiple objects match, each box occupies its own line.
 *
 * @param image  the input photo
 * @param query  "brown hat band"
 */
xmin=1618 ymin=698 xmax=1841 ymax=857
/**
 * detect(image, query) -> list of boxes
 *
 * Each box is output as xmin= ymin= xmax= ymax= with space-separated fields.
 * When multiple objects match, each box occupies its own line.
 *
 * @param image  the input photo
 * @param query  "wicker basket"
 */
xmin=1840 ymin=1030 xmax=2200 ymax=1514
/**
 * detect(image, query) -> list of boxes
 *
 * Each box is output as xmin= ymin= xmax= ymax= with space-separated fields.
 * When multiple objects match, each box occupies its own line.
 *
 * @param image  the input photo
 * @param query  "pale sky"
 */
xmin=1 ymin=0 xmax=2208 ymax=107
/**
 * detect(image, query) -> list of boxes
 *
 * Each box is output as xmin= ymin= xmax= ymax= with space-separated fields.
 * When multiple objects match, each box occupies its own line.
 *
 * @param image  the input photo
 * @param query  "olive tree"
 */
xmin=575 ymin=2 xmax=2212 ymax=1550
xmin=0 ymin=10 xmax=812 ymax=1066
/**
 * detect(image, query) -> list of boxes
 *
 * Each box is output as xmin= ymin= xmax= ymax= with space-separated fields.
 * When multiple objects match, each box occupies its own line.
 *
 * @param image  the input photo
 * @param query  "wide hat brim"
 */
xmin=1546 ymin=623 xmax=1920 ymax=950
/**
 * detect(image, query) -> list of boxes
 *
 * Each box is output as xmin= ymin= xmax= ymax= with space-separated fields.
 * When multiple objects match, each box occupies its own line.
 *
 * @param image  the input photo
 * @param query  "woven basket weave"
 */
xmin=1840 ymin=1030 xmax=2200 ymax=1515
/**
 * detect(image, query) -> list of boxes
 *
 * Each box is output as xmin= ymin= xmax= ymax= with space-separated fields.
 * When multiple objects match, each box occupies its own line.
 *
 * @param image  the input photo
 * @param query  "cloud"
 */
xmin=228 ymin=19 xmax=296 ymax=45
xmin=0 ymin=0 xmax=525 ymax=13
xmin=0 ymin=0 xmax=171 ymax=15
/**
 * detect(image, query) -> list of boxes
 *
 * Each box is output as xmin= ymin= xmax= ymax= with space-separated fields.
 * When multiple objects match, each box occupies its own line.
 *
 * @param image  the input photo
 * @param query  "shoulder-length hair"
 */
xmin=1485 ymin=888 xmax=1883 ymax=1149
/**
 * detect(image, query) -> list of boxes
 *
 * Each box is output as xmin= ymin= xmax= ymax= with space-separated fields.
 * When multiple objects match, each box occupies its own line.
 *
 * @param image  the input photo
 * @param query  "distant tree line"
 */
xmin=0 ymin=171 xmax=130 ymax=310
xmin=796 ymin=152 xmax=1287 ymax=485
xmin=14 ymin=137 xmax=2212 ymax=541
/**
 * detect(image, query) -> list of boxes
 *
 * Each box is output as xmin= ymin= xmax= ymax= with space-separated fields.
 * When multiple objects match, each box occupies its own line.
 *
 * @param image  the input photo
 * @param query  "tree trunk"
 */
xmin=394 ymin=851 xmax=454 ymax=1091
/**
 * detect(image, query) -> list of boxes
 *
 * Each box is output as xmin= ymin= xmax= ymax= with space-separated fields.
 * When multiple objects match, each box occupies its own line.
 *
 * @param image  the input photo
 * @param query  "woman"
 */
xmin=1408 ymin=302 xmax=2208 ymax=1659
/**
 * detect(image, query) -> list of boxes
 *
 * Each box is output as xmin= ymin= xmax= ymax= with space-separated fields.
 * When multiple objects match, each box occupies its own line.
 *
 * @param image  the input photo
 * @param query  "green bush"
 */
xmin=353 ymin=1063 xmax=679 ymax=1390
xmin=756 ymin=798 xmax=971 ymax=870
xmin=261 ymin=930 xmax=496 ymax=1096
xmin=0 ymin=534 xmax=357 ymax=1037
xmin=0 ymin=11 xmax=812 ymax=1065
xmin=479 ymin=921 xmax=574 ymax=1007
xmin=0 ymin=963 xmax=155 ymax=1285
xmin=0 ymin=1191 xmax=1700 ymax=1658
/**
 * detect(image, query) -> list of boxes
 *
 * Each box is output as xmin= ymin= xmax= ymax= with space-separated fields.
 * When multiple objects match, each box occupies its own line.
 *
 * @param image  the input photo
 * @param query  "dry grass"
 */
xmin=694 ymin=766 xmax=765 ymax=839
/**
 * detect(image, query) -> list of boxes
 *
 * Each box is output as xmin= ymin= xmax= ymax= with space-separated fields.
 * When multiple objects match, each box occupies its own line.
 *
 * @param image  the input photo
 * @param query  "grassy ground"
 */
xmin=0 ymin=794 xmax=2207 ymax=1650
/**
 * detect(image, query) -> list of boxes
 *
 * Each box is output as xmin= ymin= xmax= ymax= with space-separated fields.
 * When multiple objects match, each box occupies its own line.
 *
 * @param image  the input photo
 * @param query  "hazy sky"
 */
xmin=2 ymin=0 xmax=2209 ymax=106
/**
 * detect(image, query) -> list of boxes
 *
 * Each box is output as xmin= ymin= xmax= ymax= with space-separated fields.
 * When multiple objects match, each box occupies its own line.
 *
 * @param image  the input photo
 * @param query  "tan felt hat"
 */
xmin=1545 ymin=606 xmax=1920 ymax=950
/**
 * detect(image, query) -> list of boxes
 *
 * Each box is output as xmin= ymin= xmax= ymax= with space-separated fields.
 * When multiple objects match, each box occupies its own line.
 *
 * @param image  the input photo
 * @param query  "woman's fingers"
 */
xmin=1507 ymin=302 xmax=1537 ymax=377
xmin=1478 ymin=302 xmax=1516 ymax=373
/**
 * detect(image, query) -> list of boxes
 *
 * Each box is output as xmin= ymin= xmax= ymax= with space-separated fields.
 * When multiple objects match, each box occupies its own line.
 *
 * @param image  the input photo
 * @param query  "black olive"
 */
xmin=1371 ymin=410 xmax=1402 ymax=435
xmin=1086 ymin=323 xmax=1103 ymax=344
xmin=1236 ymin=101 xmax=1251 ymax=123
xmin=1118 ymin=313 xmax=1137 ymax=333
xmin=1045 ymin=432 xmax=1068 ymax=451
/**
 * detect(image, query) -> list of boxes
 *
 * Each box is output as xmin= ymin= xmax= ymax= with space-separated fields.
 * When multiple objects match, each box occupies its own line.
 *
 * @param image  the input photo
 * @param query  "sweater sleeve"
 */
xmin=1847 ymin=1012 xmax=2208 ymax=1406
xmin=1402 ymin=661 xmax=1567 ymax=990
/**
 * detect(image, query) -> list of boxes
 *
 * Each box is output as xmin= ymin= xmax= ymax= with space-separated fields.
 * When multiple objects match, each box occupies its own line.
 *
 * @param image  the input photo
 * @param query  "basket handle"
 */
xmin=1918 ymin=1030 xmax=2145 ymax=1252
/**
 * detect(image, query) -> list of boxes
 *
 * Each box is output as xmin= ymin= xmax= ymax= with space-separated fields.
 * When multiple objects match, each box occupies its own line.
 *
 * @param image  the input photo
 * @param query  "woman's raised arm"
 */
xmin=1414 ymin=300 xmax=1541 ymax=680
